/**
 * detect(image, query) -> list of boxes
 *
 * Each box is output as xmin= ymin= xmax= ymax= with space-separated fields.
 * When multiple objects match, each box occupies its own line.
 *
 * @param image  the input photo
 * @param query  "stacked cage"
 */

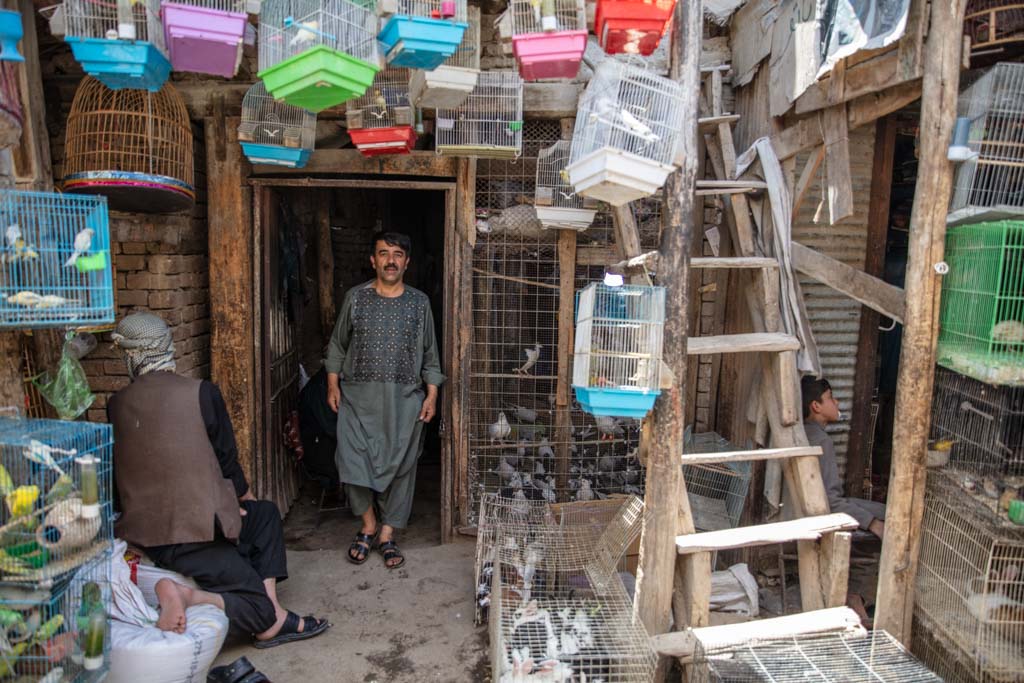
xmin=160 ymin=0 xmax=251 ymax=78
xmin=567 ymin=60 xmax=684 ymax=206
xmin=683 ymin=429 xmax=753 ymax=534
xmin=258 ymin=0 xmax=380 ymax=113
xmin=572 ymin=282 xmax=665 ymax=418
xmin=534 ymin=140 xmax=599 ymax=231
xmin=964 ymin=1 xmax=1024 ymax=67
xmin=376 ymin=0 xmax=468 ymax=70
xmin=488 ymin=495 xmax=656 ymax=682
xmin=593 ymin=0 xmax=675 ymax=56
xmin=239 ymin=81 xmax=317 ymax=167
xmin=0 ymin=190 xmax=114 ymax=330
xmin=508 ymin=0 xmax=587 ymax=80
xmin=0 ymin=416 xmax=114 ymax=679
xmin=63 ymin=78 xmax=195 ymax=214
xmin=346 ymin=66 xmax=417 ymax=155
xmin=435 ymin=70 xmax=523 ymax=158
xmin=63 ymin=0 xmax=171 ymax=90
xmin=408 ymin=6 xmax=479 ymax=109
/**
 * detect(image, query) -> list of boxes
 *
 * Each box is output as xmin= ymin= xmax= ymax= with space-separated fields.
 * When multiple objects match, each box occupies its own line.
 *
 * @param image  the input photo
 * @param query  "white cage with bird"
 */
xmin=435 ymin=70 xmax=524 ymax=159
xmin=566 ymin=59 xmax=685 ymax=206
xmin=408 ymin=6 xmax=480 ymax=109
xmin=534 ymin=140 xmax=599 ymax=232
xmin=345 ymin=66 xmax=418 ymax=155
xmin=238 ymin=81 xmax=317 ymax=168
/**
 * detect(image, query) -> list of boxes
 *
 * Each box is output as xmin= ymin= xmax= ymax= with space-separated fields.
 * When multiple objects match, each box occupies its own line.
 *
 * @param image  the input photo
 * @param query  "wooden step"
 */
xmin=682 ymin=445 xmax=822 ymax=466
xmin=691 ymin=256 xmax=778 ymax=270
xmin=695 ymin=179 xmax=768 ymax=196
xmin=651 ymin=607 xmax=866 ymax=661
xmin=675 ymin=513 xmax=858 ymax=554
xmin=698 ymin=114 xmax=740 ymax=133
xmin=687 ymin=333 xmax=800 ymax=355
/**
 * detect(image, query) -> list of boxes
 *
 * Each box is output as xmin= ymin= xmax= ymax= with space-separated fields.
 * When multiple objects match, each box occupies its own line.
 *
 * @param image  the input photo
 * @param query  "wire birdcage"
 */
xmin=239 ymin=81 xmax=317 ymax=168
xmin=346 ymin=67 xmax=417 ymax=155
xmin=435 ymin=70 xmax=523 ymax=159
xmin=63 ymin=0 xmax=171 ymax=91
xmin=508 ymin=0 xmax=587 ymax=81
xmin=0 ymin=191 xmax=113 ymax=330
xmin=160 ymin=0 xmax=250 ymax=78
xmin=572 ymin=283 xmax=665 ymax=418
xmin=489 ymin=495 xmax=656 ymax=682
xmin=937 ymin=220 xmax=1024 ymax=385
xmin=915 ymin=470 xmax=1024 ymax=683
xmin=684 ymin=429 xmax=752 ymax=533
xmin=258 ymin=0 xmax=381 ymax=112
xmin=408 ymin=5 xmax=479 ymax=109
xmin=965 ymin=1 xmax=1024 ymax=67
xmin=568 ymin=60 xmax=684 ymax=206
xmin=377 ymin=0 xmax=468 ymax=70
xmin=693 ymin=630 xmax=941 ymax=683
xmin=535 ymin=140 xmax=599 ymax=231
xmin=63 ymin=78 xmax=195 ymax=214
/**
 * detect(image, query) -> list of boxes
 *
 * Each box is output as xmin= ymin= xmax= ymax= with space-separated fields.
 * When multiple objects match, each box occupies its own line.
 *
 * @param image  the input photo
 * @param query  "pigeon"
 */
xmin=534 ymin=459 xmax=545 ymax=476
xmin=510 ymin=405 xmax=538 ymax=424
xmin=993 ymin=320 xmax=1024 ymax=344
xmin=620 ymin=108 xmax=659 ymax=143
xmin=596 ymin=416 xmax=624 ymax=440
xmin=514 ymin=344 xmax=542 ymax=375
xmin=598 ymin=455 xmax=617 ymax=472
xmin=497 ymin=457 xmax=517 ymax=484
xmin=516 ymin=439 xmax=528 ymax=460
xmin=490 ymin=412 xmax=512 ymax=443
xmin=512 ymin=488 xmax=530 ymax=516
xmin=64 ymin=227 xmax=94 ymax=267
xmin=576 ymin=479 xmax=594 ymax=502
xmin=537 ymin=438 xmax=554 ymax=460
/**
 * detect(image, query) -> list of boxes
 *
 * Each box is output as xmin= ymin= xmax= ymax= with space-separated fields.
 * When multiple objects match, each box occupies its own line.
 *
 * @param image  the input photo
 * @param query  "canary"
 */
xmin=4 ymin=486 xmax=38 ymax=519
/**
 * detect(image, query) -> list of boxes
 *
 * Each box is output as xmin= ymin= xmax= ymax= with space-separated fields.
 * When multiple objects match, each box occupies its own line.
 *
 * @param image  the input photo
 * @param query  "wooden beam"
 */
xmin=691 ymin=257 xmax=778 ymax=269
xmin=577 ymin=245 xmax=619 ymax=266
xmin=611 ymin=205 xmax=642 ymax=261
xmin=253 ymin=150 xmax=458 ymax=177
xmin=687 ymin=333 xmax=800 ymax=355
xmin=823 ymin=105 xmax=854 ymax=223
xmin=554 ymin=230 xmax=576 ymax=499
xmin=453 ymin=158 xmax=475 ymax=529
xmin=13 ymin=0 xmax=51 ymax=190
xmin=794 ymin=47 xmax=914 ymax=116
xmin=680 ymin=445 xmax=822 ymax=465
xmin=791 ymin=241 xmax=906 ymax=323
xmin=875 ymin=0 xmax=968 ymax=645
xmin=792 ymin=145 xmax=826 ymax=220
xmin=316 ymin=194 xmax=335 ymax=340
xmin=675 ymin=513 xmax=858 ymax=553
xmin=897 ymin=0 xmax=928 ymax=81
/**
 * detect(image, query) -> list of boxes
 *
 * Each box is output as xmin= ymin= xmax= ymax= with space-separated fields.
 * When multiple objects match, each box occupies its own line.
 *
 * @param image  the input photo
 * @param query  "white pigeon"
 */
xmin=64 ymin=228 xmax=94 ymax=267
xmin=620 ymin=108 xmax=659 ymax=143
xmin=510 ymin=405 xmax=538 ymax=424
xmin=287 ymin=19 xmax=320 ymax=48
xmin=596 ymin=415 xmax=624 ymax=440
xmin=576 ymin=479 xmax=594 ymax=502
xmin=489 ymin=412 xmax=511 ymax=443
xmin=514 ymin=344 xmax=542 ymax=375
xmin=534 ymin=459 xmax=545 ymax=476
xmin=537 ymin=438 xmax=554 ymax=460
xmin=497 ymin=457 xmax=517 ymax=483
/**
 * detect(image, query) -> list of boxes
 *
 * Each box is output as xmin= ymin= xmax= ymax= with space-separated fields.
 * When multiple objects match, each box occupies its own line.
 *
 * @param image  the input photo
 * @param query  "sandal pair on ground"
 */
xmin=347 ymin=529 xmax=405 ymax=569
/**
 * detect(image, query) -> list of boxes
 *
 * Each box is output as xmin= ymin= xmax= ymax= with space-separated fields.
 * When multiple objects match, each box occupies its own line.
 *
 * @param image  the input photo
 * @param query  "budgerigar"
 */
xmin=23 ymin=440 xmax=73 ymax=477
xmin=3 ymin=224 xmax=38 ymax=263
xmin=4 ymin=486 xmax=38 ymax=519
xmin=6 ymin=291 xmax=42 ymax=308
xmin=514 ymin=344 xmax=542 ymax=375
xmin=64 ymin=228 xmax=94 ymax=267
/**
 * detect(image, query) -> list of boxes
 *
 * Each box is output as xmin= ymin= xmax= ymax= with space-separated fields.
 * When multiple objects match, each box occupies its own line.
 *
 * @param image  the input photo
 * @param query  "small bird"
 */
xmin=999 ymin=485 xmax=1020 ymax=512
xmin=489 ymin=412 xmax=511 ymax=443
xmin=558 ymin=168 xmax=570 ymax=185
xmin=4 ymin=486 xmax=38 ymax=519
xmin=23 ymin=440 xmax=72 ymax=478
xmin=620 ymin=108 xmax=659 ymax=143
xmin=287 ymin=19 xmax=320 ymax=48
xmin=64 ymin=227 xmax=94 ymax=267
xmin=372 ymin=88 xmax=387 ymax=111
xmin=961 ymin=475 xmax=979 ymax=493
xmin=931 ymin=438 xmax=956 ymax=452
xmin=35 ymin=294 xmax=78 ymax=309
xmin=529 ymin=0 xmax=542 ymax=23
xmin=982 ymin=476 xmax=1002 ymax=499
xmin=992 ymin=319 xmax=1024 ymax=344
xmin=3 ymin=224 xmax=38 ymax=263
xmin=514 ymin=344 xmax=542 ymax=375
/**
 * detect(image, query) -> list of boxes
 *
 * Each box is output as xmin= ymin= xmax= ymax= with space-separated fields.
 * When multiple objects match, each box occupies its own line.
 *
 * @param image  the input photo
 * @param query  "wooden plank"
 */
xmin=775 ymin=350 xmax=801 ymax=426
xmin=792 ymin=145 xmax=826 ymax=220
xmin=441 ymin=185 xmax=457 ymax=544
xmin=254 ymin=150 xmax=458 ymax=177
xmin=676 ymin=513 xmax=858 ymax=553
xmin=681 ymin=445 xmax=823 ymax=465
xmin=791 ymin=241 xmax=906 ymax=323
xmin=687 ymin=333 xmax=800 ymax=355
xmin=823 ymin=103 xmax=855 ymax=224
xmin=555 ymin=230 xmax=576 ymax=499
xmin=793 ymin=48 xmax=908 ymax=116
xmin=820 ymin=530 xmax=852 ymax=608
xmin=698 ymin=114 xmax=740 ymax=133
xmin=576 ymin=245 xmax=619 ymax=266
xmin=691 ymin=257 xmax=778 ymax=269
xmin=696 ymin=179 xmax=768 ymax=191
xmin=897 ymin=0 xmax=928 ymax=81
xmin=611 ymin=205 xmax=642 ymax=260
xmin=13 ymin=0 xmax=52 ymax=191
xmin=730 ymin=0 xmax=777 ymax=87
xmin=453 ymin=158 xmax=474 ymax=529
xmin=316 ymin=194 xmax=335 ymax=340
xmin=875 ymin=0 xmax=968 ymax=646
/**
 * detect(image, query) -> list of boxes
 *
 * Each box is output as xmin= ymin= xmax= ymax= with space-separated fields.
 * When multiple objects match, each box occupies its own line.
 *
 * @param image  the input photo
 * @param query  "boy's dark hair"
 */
xmin=371 ymin=231 xmax=412 ymax=256
xmin=801 ymin=376 xmax=832 ymax=419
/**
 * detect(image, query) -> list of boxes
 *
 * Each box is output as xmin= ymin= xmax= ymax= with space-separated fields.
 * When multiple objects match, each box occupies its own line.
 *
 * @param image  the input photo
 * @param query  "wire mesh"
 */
xmin=390 ymin=0 xmax=467 ymax=21
xmin=0 ymin=190 xmax=113 ymax=330
xmin=345 ymin=66 xmax=413 ymax=129
xmin=915 ymin=470 xmax=1024 ymax=683
xmin=535 ymin=140 xmax=598 ymax=229
xmin=444 ymin=4 xmax=478 ymax=70
xmin=64 ymin=0 xmax=167 ymax=50
xmin=435 ymin=70 xmax=524 ymax=158
xmin=693 ymin=630 xmax=941 ymax=683
xmin=509 ymin=0 xmax=585 ymax=35
xmin=683 ymin=429 xmax=753 ymax=533
xmin=912 ymin=610 xmax=984 ymax=683
xmin=930 ymin=365 xmax=1024 ymax=476
xmin=239 ymin=80 xmax=317 ymax=149
xmin=161 ymin=0 xmax=248 ymax=12
xmin=258 ymin=0 xmax=379 ymax=70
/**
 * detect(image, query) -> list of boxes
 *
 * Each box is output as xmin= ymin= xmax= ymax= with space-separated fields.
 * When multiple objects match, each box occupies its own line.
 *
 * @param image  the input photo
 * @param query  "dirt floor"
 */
xmin=213 ymin=462 xmax=489 ymax=682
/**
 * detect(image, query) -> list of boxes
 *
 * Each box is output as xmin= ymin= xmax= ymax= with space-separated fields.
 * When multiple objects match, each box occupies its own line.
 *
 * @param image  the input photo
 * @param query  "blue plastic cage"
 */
xmin=378 ymin=15 xmax=467 ymax=69
xmin=65 ymin=38 xmax=172 ymax=92
xmin=0 ymin=190 xmax=114 ymax=330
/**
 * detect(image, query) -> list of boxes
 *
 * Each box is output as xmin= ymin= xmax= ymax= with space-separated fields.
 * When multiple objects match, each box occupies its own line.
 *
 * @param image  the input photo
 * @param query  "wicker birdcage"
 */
xmin=965 ymin=1 xmax=1024 ymax=67
xmin=408 ymin=6 xmax=479 ymax=109
xmin=567 ymin=60 xmax=684 ymax=206
xmin=160 ymin=0 xmax=250 ymax=78
xmin=377 ymin=0 xmax=468 ymax=70
xmin=435 ymin=70 xmax=523 ymax=159
xmin=508 ymin=0 xmax=587 ymax=80
xmin=535 ymin=140 xmax=599 ymax=231
xmin=239 ymin=81 xmax=317 ymax=168
xmin=345 ymin=67 xmax=417 ymax=155
xmin=63 ymin=78 xmax=195 ymax=214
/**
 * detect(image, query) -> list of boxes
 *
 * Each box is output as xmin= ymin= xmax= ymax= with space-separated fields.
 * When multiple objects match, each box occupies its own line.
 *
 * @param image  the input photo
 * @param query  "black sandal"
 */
xmin=252 ymin=611 xmax=330 ymax=649
xmin=207 ymin=656 xmax=270 ymax=683
xmin=347 ymin=529 xmax=377 ymax=564
xmin=378 ymin=540 xmax=405 ymax=569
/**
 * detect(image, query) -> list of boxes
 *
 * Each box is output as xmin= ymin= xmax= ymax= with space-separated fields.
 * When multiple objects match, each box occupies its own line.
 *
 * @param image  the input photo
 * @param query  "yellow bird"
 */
xmin=4 ymin=485 xmax=38 ymax=519
xmin=932 ymin=439 xmax=956 ymax=452
xmin=0 ymin=464 xmax=13 ymax=498
xmin=559 ymin=168 xmax=570 ymax=184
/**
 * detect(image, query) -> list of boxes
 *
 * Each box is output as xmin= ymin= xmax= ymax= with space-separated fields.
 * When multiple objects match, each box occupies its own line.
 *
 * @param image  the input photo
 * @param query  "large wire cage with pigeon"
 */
xmin=239 ymin=81 xmax=317 ymax=168
xmin=0 ymin=417 xmax=113 ymax=583
xmin=408 ymin=5 xmax=479 ymax=109
xmin=488 ymin=495 xmax=657 ymax=682
xmin=572 ymin=283 xmax=665 ymax=419
xmin=937 ymin=219 xmax=1024 ymax=385
xmin=913 ymin=470 xmax=1024 ymax=683
xmin=0 ymin=548 xmax=112 ymax=680
xmin=930 ymin=365 xmax=1024 ymax=477
xmin=435 ymin=70 xmax=524 ymax=159
xmin=949 ymin=62 xmax=1024 ymax=224
xmin=691 ymin=630 xmax=941 ymax=683
xmin=534 ymin=140 xmax=599 ymax=232
xmin=345 ymin=66 xmax=417 ymax=155
xmin=0 ymin=190 xmax=113 ymax=330
xmin=567 ymin=60 xmax=684 ymax=206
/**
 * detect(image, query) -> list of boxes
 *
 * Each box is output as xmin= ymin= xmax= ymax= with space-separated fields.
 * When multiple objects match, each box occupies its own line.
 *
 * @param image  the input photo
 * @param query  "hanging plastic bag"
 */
xmin=33 ymin=332 xmax=95 ymax=420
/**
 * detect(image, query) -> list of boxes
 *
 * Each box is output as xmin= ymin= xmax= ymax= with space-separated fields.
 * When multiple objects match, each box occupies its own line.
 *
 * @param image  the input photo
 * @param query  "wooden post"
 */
xmin=555 ymin=229 xmax=576 ymax=499
xmin=316 ymin=193 xmax=335 ymax=340
xmin=634 ymin=0 xmax=706 ymax=658
xmin=453 ymin=158 xmax=475 ymax=529
xmin=874 ymin=0 xmax=967 ymax=644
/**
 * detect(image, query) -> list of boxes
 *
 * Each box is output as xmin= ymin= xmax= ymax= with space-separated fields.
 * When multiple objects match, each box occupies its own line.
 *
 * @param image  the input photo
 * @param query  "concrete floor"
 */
xmin=213 ymin=462 xmax=489 ymax=682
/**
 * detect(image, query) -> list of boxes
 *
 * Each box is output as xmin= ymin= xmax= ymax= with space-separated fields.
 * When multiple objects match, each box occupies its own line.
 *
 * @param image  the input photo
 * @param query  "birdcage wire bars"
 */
xmin=376 ymin=0 xmax=468 ymax=70
xmin=508 ymin=0 xmax=587 ymax=81
xmin=568 ymin=60 xmax=684 ymax=206
xmin=346 ymin=67 xmax=417 ymax=155
xmin=160 ymin=0 xmax=250 ymax=78
xmin=534 ymin=140 xmax=599 ymax=231
xmin=239 ymin=81 xmax=317 ymax=168
xmin=435 ymin=70 xmax=523 ymax=159
xmin=683 ymin=429 xmax=753 ymax=533
xmin=408 ymin=6 xmax=479 ymax=109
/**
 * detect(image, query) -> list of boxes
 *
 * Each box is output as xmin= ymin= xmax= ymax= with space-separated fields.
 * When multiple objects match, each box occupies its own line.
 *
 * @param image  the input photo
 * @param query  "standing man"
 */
xmin=326 ymin=231 xmax=445 ymax=569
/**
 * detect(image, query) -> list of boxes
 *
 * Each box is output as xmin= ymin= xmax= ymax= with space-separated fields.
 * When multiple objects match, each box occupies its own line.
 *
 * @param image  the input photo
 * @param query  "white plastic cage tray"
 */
xmin=536 ymin=205 xmax=598 ymax=231
xmin=409 ymin=65 xmax=478 ymax=108
xmin=566 ymin=147 xmax=673 ymax=207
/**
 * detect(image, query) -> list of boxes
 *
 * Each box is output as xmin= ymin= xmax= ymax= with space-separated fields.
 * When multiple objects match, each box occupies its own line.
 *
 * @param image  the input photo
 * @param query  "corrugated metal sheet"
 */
xmin=792 ymin=125 xmax=876 ymax=478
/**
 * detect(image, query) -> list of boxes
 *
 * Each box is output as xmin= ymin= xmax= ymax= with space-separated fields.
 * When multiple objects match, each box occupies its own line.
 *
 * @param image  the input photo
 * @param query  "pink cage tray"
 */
xmin=512 ymin=30 xmax=586 ymax=81
xmin=161 ymin=2 xmax=247 ymax=78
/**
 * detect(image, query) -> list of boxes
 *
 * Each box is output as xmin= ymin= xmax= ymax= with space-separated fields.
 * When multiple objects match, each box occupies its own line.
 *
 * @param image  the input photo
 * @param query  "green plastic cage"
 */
xmin=938 ymin=219 xmax=1024 ymax=385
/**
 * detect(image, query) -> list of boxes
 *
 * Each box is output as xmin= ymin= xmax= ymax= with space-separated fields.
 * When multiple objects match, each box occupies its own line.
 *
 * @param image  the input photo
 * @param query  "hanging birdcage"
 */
xmin=593 ymin=0 xmax=674 ymax=56
xmin=964 ymin=1 xmax=1024 ymax=68
xmin=408 ymin=5 xmax=479 ymax=109
xmin=258 ymin=0 xmax=381 ymax=113
xmin=535 ymin=140 xmax=599 ymax=231
xmin=435 ymin=70 xmax=523 ymax=159
xmin=567 ymin=60 xmax=684 ymax=206
xmin=63 ymin=0 xmax=171 ymax=91
xmin=0 ymin=191 xmax=113 ymax=330
xmin=346 ymin=66 xmax=417 ymax=155
xmin=63 ymin=78 xmax=195 ymax=214
xmin=572 ymin=283 xmax=665 ymax=418
xmin=160 ymin=0 xmax=250 ymax=78
xmin=509 ymin=0 xmax=587 ymax=81
xmin=377 ymin=0 xmax=468 ymax=70
xmin=239 ymin=81 xmax=317 ymax=167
